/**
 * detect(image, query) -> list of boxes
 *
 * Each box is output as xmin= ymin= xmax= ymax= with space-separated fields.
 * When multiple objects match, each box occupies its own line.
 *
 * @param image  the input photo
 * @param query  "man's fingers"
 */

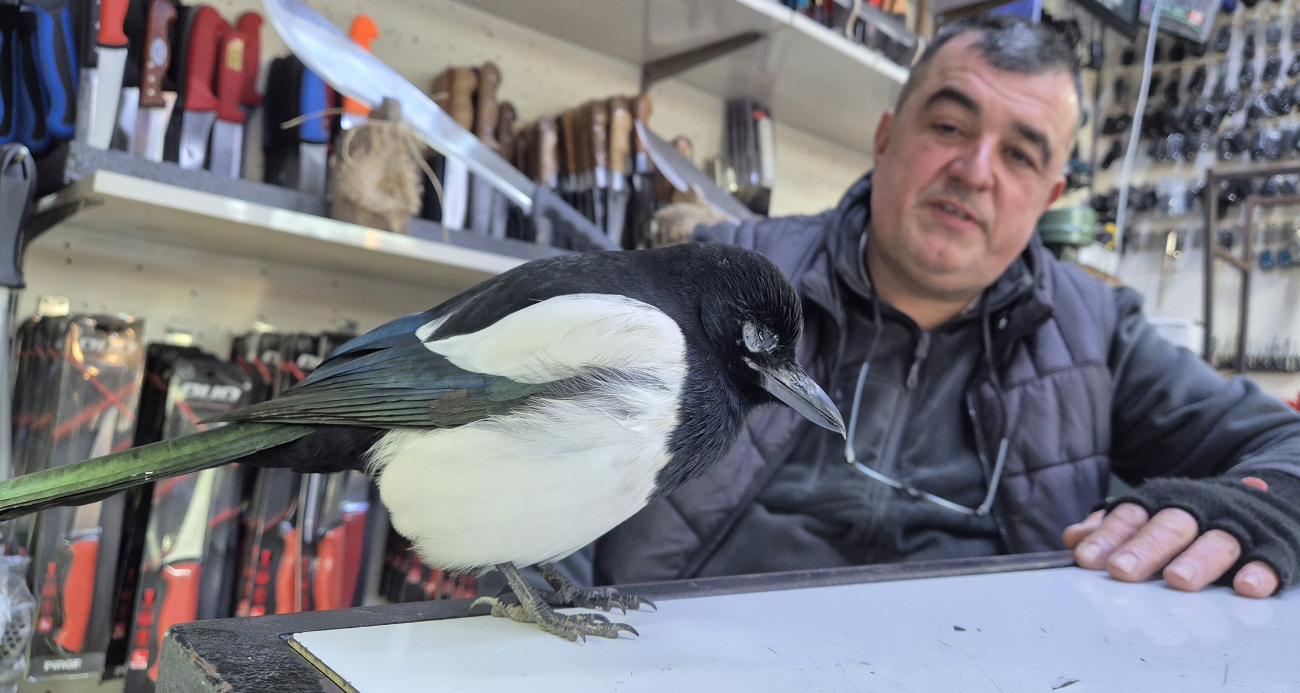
xmin=1105 ymin=507 xmax=1200 ymax=582
xmin=1163 ymin=529 xmax=1241 ymax=592
xmin=1233 ymin=561 xmax=1280 ymax=599
xmin=1062 ymin=510 xmax=1105 ymax=548
xmin=1073 ymin=503 xmax=1149 ymax=569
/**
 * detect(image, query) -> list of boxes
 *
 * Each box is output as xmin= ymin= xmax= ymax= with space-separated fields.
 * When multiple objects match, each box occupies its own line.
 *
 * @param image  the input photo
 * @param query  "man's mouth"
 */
xmin=933 ymin=200 xmax=978 ymax=226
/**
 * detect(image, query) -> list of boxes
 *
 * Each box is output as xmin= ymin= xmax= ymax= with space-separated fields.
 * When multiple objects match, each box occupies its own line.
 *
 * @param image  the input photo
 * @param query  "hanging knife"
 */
xmin=637 ymin=122 xmax=757 ymax=223
xmin=533 ymin=118 xmax=559 ymax=245
xmin=178 ymin=6 xmax=228 ymax=170
xmin=261 ymin=0 xmax=614 ymax=249
xmin=337 ymin=15 xmax=377 ymax=131
xmin=629 ymin=94 xmax=655 ymax=248
xmin=489 ymin=101 xmax=516 ymax=240
xmin=207 ymin=30 xmax=247 ymax=178
xmin=130 ymin=0 xmax=177 ymax=162
xmin=146 ymin=467 xmax=215 ymax=681
xmin=296 ymin=67 xmax=330 ymax=195
xmin=606 ymin=96 xmax=631 ymax=247
xmin=589 ymin=100 xmax=609 ymax=233
xmin=439 ymin=66 xmax=476 ymax=232
xmin=236 ymin=12 xmax=263 ymax=182
xmin=76 ymin=0 xmax=129 ymax=149
xmin=559 ymin=108 xmax=578 ymax=218
xmin=468 ymin=61 xmax=500 ymax=235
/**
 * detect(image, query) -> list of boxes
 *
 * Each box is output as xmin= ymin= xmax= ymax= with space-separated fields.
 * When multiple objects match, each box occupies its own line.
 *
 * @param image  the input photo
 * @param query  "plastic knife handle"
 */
xmin=183 ymin=6 xmax=228 ymax=113
xmin=341 ymin=15 xmax=378 ymax=119
xmin=339 ymin=509 xmax=367 ymax=609
xmin=312 ymin=524 xmax=345 ymax=611
xmin=52 ymin=536 xmax=100 ymax=652
xmin=537 ymin=118 xmax=558 ymax=188
xmin=591 ymin=101 xmax=608 ymax=173
xmin=274 ymin=527 xmax=301 ymax=614
xmin=235 ymin=12 xmax=262 ymax=108
xmin=138 ymin=0 xmax=177 ymax=110
xmin=299 ymin=69 xmax=329 ymax=144
xmin=214 ymin=32 xmax=246 ymax=124
xmin=608 ymin=97 xmax=632 ymax=177
xmin=447 ymin=67 xmax=477 ymax=130
xmin=497 ymin=102 xmax=517 ymax=164
xmin=99 ymin=0 xmax=129 ymax=47
xmin=474 ymin=62 xmax=500 ymax=150
xmin=149 ymin=562 xmax=201 ymax=681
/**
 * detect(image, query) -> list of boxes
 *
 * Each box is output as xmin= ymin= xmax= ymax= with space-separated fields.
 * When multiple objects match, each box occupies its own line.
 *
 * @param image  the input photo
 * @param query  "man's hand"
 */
xmin=1063 ymin=502 xmax=1279 ymax=598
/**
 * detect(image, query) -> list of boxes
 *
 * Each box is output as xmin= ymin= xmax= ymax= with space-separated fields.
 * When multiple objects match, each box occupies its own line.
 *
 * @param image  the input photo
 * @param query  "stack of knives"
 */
xmin=723 ymin=97 xmax=775 ymax=216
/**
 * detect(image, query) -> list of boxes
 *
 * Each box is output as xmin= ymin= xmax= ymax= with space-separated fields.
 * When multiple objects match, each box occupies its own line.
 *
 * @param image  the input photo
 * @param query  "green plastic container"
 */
xmin=1037 ymin=205 xmax=1097 ymax=249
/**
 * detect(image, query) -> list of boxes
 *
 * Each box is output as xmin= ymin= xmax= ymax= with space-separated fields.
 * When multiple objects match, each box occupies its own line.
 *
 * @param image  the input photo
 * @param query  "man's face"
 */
xmin=869 ymin=34 xmax=1077 ymax=301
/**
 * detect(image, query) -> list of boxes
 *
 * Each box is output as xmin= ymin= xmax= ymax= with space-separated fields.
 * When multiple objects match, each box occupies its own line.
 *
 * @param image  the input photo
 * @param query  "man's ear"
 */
xmin=874 ymin=109 xmax=895 ymax=157
xmin=1044 ymin=175 xmax=1066 ymax=209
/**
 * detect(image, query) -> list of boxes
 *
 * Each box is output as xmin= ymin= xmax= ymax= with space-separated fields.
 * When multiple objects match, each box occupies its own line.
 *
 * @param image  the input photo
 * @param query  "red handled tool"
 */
xmin=178 ymin=6 xmax=230 ymax=170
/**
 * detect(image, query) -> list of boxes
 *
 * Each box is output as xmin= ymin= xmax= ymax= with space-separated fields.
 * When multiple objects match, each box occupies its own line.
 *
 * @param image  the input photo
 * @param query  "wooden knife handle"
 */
xmin=497 ymin=102 xmax=517 ymax=164
xmin=98 ymin=0 xmax=130 ymax=47
xmin=183 ymin=7 xmax=229 ymax=113
xmin=608 ymin=97 xmax=632 ymax=176
xmin=559 ymin=110 xmax=577 ymax=179
xmin=590 ymin=101 xmax=608 ymax=173
xmin=138 ymin=0 xmax=176 ymax=109
xmin=538 ymin=118 xmax=558 ymax=187
xmin=215 ymin=33 xmax=247 ymax=124
xmin=448 ymin=67 xmax=478 ymax=130
xmin=632 ymin=94 xmax=653 ymax=154
xmin=474 ymin=62 xmax=500 ymax=150
xmin=236 ymin=12 xmax=262 ymax=108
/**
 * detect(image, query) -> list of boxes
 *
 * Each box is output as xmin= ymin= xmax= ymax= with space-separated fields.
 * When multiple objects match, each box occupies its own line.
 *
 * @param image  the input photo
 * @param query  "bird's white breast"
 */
xmin=371 ymin=294 xmax=687 ymax=570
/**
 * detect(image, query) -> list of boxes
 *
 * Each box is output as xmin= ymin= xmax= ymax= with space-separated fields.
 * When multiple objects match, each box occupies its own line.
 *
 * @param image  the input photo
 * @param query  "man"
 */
xmin=585 ymin=14 xmax=1300 ymax=597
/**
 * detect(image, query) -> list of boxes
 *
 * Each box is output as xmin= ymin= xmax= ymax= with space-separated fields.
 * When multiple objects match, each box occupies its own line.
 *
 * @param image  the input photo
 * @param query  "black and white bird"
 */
xmin=0 ymin=242 xmax=844 ymax=640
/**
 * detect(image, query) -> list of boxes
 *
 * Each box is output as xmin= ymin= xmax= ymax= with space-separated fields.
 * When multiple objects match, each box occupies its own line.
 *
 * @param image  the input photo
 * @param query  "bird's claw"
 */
xmin=469 ymin=595 xmax=638 ymax=641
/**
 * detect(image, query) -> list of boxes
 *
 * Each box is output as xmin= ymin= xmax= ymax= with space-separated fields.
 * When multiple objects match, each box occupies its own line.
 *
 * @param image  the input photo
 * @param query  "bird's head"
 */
xmin=688 ymin=245 xmax=846 ymax=437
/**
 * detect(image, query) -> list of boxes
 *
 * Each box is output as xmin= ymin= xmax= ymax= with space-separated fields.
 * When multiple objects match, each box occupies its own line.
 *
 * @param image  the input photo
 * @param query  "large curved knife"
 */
xmin=260 ymin=0 xmax=614 ymax=250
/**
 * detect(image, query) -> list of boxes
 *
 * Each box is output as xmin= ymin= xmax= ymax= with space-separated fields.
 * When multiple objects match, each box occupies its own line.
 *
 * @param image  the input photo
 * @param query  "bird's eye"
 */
xmin=742 ymin=321 xmax=778 ymax=353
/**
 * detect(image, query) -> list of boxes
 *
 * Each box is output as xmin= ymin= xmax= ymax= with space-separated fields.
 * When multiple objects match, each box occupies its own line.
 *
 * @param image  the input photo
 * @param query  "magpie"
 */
xmin=0 ymin=242 xmax=844 ymax=640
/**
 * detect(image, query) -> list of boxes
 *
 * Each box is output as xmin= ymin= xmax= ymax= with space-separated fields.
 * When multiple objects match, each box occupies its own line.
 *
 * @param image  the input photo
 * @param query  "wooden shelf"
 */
xmin=456 ymin=0 xmax=909 ymax=154
xmin=29 ymin=170 xmax=530 ymax=295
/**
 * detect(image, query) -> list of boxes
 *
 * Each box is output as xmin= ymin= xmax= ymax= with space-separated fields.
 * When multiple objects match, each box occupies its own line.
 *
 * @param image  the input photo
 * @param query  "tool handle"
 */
xmin=299 ymin=69 xmax=330 ymax=144
xmin=312 ymin=525 xmax=345 ymax=611
xmin=538 ymin=118 xmax=558 ymax=188
xmin=632 ymin=94 xmax=653 ymax=155
xmin=591 ymin=101 xmax=608 ymax=174
xmin=447 ymin=67 xmax=477 ymax=130
xmin=138 ymin=0 xmax=177 ymax=110
xmin=236 ymin=12 xmax=262 ymax=107
xmin=496 ymin=102 xmax=517 ymax=163
xmin=149 ymin=562 xmax=201 ymax=681
xmin=99 ymin=0 xmax=130 ymax=47
xmin=183 ymin=7 xmax=229 ymax=113
xmin=52 ymin=537 xmax=100 ymax=653
xmin=214 ymin=32 xmax=246 ymax=123
xmin=474 ymin=62 xmax=500 ymax=149
xmin=341 ymin=15 xmax=378 ymax=117
xmin=339 ymin=509 xmax=367 ymax=609
xmin=560 ymin=110 xmax=578 ymax=180
xmin=608 ymin=97 xmax=632 ymax=176
xmin=274 ymin=527 xmax=301 ymax=614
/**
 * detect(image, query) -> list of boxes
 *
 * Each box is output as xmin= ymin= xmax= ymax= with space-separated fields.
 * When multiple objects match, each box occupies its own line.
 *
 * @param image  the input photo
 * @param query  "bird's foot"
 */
xmin=470 ymin=595 xmax=638 ymax=641
xmin=536 ymin=562 xmax=656 ymax=614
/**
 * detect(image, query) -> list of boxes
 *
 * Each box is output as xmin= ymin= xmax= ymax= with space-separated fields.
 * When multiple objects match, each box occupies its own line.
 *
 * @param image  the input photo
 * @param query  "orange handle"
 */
xmin=149 ymin=562 xmax=202 ymax=681
xmin=313 ymin=527 xmax=345 ymax=611
xmin=342 ymin=16 xmax=379 ymax=117
xmin=52 ymin=538 xmax=100 ymax=652
xmin=274 ymin=528 xmax=301 ymax=614
xmin=340 ymin=510 xmax=367 ymax=609
xmin=98 ymin=0 xmax=130 ymax=47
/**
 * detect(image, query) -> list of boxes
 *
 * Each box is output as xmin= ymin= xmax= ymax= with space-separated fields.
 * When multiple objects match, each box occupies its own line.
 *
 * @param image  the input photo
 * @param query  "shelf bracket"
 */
xmin=640 ymin=31 xmax=766 ymax=92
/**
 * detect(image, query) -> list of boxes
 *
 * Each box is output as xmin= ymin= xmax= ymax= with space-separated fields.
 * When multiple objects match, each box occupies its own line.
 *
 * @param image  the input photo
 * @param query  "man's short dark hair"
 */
xmin=895 ymin=14 xmax=1083 ymax=124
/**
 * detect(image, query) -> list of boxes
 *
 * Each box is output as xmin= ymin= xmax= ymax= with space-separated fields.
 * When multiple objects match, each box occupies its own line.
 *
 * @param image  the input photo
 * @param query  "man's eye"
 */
xmin=1008 ymin=148 xmax=1036 ymax=168
xmin=933 ymin=123 xmax=959 ymax=135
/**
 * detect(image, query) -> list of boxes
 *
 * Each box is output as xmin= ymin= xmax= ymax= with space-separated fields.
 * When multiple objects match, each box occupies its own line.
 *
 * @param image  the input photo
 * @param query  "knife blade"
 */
xmin=76 ymin=0 xmax=129 ymax=149
xmin=207 ymin=30 xmax=246 ymax=178
xmin=337 ymin=15 xmax=377 ymax=131
xmin=147 ymin=467 xmax=215 ymax=681
xmin=468 ymin=61 xmax=500 ymax=236
xmin=261 ymin=0 xmax=614 ymax=249
xmin=637 ymin=121 xmax=757 ymax=223
xmin=606 ymin=96 xmax=631 ymax=247
xmin=178 ymin=6 xmax=228 ymax=170
xmin=489 ymin=101 xmax=516 ymax=240
xmin=130 ymin=0 xmax=177 ymax=161
xmin=590 ymin=100 xmax=609 ymax=233
xmin=439 ymin=66 xmax=476 ymax=232
xmin=236 ymin=11 xmax=263 ymax=182
xmin=628 ymin=94 xmax=655 ymax=248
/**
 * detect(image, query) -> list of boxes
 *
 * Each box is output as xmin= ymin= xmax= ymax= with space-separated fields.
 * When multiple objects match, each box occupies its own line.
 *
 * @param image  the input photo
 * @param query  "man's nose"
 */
xmin=946 ymin=137 xmax=996 ymax=190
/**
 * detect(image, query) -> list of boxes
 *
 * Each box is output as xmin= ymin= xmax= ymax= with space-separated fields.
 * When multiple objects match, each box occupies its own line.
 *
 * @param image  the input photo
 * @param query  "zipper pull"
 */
xmin=905 ymin=333 xmax=931 ymax=390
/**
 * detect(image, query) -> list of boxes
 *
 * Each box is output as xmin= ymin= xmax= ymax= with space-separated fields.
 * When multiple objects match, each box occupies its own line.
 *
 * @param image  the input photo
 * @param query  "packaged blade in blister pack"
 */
xmin=109 ymin=344 xmax=253 ymax=688
xmin=25 ymin=314 xmax=143 ymax=680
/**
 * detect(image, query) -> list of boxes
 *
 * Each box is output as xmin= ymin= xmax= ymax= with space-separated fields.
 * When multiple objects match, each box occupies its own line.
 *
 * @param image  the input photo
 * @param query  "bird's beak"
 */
xmin=759 ymin=363 xmax=846 ymax=437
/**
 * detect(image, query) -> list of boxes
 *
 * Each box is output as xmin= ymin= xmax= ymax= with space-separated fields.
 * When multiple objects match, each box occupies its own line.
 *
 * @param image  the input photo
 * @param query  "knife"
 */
xmin=558 ymin=108 xmax=578 ymax=221
xmin=207 ymin=30 xmax=246 ymax=178
xmin=589 ymin=100 xmax=609 ymax=233
xmin=439 ymin=66 xmax=476 ymax=232
xmin=468 ymin=61 xmax=500 ymax=236
xmin=261 ymin=0 xmax=614 ymax=249
xmin=637 ymin=121 xmax=757 ymax=223
xmin=129 ymin=0 xmax=177 ymax=161
xmin=147 ymin=467 xmax=215 ymax=681
xmin=628 ymin=94 xmax=655 ymax=248
xmin=177 ymin=6 xmax=228 ymax=170
xmin=606 ymin=96 xmax=631 ymax=247
xmin=75 ymin=0 xmax=128 ymax=149
xmin=310 ymin=473 xmax=348 ymax=611
xmin=236 ymin=11 xmax=263 ymax=182
xmin=489 ymin=101 xmax=516 ymax=239
xmin=533 ymin=117 xmax=559 ymax=245
xmin=337 ymin=14 xmax=377 ymax=131
xmin=296 ymin=67 xmax=329 ymax=195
